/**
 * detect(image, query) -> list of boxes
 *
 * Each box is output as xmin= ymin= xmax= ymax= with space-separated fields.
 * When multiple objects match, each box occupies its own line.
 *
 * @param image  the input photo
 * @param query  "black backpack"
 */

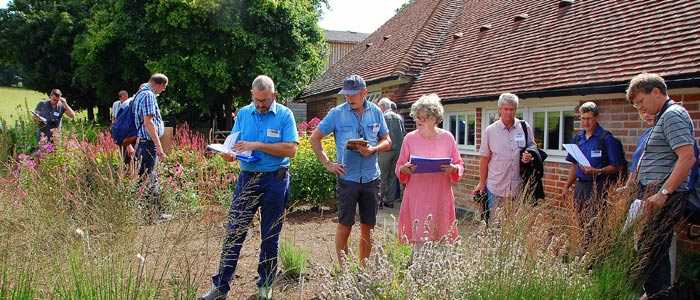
xmin=573 ymin=130 xmax=629 ymax=183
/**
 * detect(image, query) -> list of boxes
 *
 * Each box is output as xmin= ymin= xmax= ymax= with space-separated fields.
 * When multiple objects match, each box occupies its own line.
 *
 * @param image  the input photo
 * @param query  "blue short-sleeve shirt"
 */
xmin=317 ymin=100 xmax=389 ymax=183
xmin=233 ymin=101 xmax=299 ymax=172
xmin=566 ymin=125 xmax=624 ymax=181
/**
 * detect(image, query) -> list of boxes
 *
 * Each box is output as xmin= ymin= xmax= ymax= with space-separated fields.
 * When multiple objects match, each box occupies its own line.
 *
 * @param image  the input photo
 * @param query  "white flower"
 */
xmin=136 ymin=253 xmax=145 ymax=263
xmin=75 ymin=228 xmax=84 ymax=237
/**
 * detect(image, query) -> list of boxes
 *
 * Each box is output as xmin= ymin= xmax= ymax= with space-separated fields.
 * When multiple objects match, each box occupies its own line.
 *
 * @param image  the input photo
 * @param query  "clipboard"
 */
xmin=410 ymin=155 xmax=451 ymax=173
xmin=29 ymin=110 xmax=47 ymax=123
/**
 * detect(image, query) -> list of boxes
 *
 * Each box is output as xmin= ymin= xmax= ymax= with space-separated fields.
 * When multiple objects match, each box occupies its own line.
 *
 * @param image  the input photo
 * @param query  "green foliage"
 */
xmin=289 ymin=134 xmax=336 ymax=208
xmin=678 ymin=248 xmax=700 ymax=295
xmin=279 ymin=239 xmax=309 ymax=278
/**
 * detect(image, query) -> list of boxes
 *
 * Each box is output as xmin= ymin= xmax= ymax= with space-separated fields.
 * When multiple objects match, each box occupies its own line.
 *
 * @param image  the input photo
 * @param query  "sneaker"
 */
xmin=383 ymin=201 xmax=394 ymax=208
xmin=200 ymin=284 xmax=227 ymax=300
xmin=258 ymin=286 xmax=273 ymax=300
xmin=158 ymin=213 xmax=174 ymax=223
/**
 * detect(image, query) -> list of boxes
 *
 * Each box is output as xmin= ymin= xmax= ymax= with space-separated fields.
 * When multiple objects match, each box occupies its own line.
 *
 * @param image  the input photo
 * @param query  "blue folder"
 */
xmin=410 ymin=155 xmax=451 ymax=174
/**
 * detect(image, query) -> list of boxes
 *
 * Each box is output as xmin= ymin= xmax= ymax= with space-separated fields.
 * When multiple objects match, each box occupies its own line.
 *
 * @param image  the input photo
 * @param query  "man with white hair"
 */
xmin=472 ymin=93 xmax=536 ymax=222
xmin=377 ymin=97 xmax=405 ymax=208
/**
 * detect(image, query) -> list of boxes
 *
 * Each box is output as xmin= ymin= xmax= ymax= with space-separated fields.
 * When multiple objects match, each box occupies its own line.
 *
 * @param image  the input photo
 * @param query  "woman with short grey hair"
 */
xmin=396 ymin=93 xmax=464 ymax=253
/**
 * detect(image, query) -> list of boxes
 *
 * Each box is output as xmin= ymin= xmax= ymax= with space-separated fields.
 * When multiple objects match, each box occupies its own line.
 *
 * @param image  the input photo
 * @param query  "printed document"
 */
xmin=562 ymin=144 xmax=591 ymax=167
xmin=207 ymin=131 xmax=258 ymax=162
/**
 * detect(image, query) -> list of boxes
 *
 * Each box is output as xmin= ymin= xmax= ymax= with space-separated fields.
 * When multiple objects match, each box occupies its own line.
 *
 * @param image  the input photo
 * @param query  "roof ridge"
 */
xmin=395 ymin=0 xmax=464 ymax=77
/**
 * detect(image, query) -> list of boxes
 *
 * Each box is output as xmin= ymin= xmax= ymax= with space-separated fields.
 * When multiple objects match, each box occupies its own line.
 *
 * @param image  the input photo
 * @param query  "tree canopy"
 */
xmin=1 ymin=0 xmax=327 ymax=125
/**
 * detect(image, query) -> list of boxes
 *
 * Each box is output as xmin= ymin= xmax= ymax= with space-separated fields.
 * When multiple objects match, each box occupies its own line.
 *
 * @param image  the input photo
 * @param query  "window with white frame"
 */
xmin=530 ymin=107 xmax=575 ymax=153
xmin=444 ymin=111 xmax=477 ymax=149
xmin=364 ymin=92 xmax=381 ymax=104
xmin=483 ymin=109 xmax=523 ymax=130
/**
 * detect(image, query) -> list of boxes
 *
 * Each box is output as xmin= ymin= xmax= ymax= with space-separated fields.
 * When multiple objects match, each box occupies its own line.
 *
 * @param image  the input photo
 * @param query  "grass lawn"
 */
xmin=0 ymin=87 xmax=91 ymax=124
xmin=0 ymin=86 xmax=47 ymax=122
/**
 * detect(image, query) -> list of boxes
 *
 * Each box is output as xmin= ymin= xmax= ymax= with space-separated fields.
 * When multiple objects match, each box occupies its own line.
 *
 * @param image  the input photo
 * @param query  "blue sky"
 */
xmin=0 ymin=0 xmax=407 ymax=34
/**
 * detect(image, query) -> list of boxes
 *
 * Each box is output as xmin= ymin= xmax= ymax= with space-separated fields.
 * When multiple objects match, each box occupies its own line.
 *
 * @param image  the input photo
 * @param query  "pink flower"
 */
xmin=309 ymin=117 xmax=321 ymax=126
xmin=18 ymin=154 xmax=31 ymax=160
xmin=44 ymin=144 xmax=55 ymax=152
xmin=297 ymin=121 xmax=309 ymax=130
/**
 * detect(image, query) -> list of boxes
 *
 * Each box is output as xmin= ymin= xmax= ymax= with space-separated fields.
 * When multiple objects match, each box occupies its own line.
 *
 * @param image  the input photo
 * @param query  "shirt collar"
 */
xmin=342 ymin=100 xmax=371 ymax=113
xmin=497 ymin=118 xmax=520 ymax=130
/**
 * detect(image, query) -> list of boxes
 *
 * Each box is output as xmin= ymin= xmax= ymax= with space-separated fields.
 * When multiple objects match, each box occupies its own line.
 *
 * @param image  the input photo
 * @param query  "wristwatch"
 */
xmin=661 ymin=188 xmax=671 ymax=196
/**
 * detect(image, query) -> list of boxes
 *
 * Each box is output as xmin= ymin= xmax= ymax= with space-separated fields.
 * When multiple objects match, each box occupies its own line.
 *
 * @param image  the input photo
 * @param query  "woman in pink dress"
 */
xmin=395 ymin=94 xmax=464 ymax=252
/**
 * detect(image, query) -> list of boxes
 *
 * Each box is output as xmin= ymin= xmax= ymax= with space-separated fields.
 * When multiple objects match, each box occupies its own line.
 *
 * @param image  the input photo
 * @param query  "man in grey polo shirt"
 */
xmin=627 ymin=73 xmax=696 ymax=300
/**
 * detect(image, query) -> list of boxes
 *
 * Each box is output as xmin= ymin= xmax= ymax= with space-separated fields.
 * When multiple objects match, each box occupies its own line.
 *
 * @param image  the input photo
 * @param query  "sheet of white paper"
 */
xmin=562 ymin=143 xmax=591 ymax=167
xmin=622 ymin=199 xmax=644 ymax=233
xmin=207 ymin=131 xmax=252 ymax=157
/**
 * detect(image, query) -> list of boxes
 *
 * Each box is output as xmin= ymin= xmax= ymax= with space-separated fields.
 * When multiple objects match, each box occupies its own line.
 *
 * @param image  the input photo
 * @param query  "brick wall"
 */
xmin=306 ymin=96 xmax=337 ymax=121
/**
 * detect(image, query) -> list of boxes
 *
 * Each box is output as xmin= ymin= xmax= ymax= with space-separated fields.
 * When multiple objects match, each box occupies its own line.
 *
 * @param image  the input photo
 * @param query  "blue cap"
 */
xmin=338 ymin=75 xmax=366 ymax=95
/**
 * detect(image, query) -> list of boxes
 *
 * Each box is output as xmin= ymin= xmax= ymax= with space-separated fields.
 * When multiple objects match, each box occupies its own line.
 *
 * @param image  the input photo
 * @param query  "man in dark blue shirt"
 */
xmin=564 ymin=102 xmax=624 ymax=244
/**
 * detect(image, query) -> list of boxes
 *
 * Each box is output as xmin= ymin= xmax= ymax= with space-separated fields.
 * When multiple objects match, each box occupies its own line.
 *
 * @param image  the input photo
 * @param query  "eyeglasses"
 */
xmin=413 ymin=115 xmax=430 ymax=122
xmin=357 ymin=125 xmax=365 ymax=139
xmin=632 ymin=94 xmax=646 ymax=109
xmin=252 ymin=97 xmax=273 ymax=104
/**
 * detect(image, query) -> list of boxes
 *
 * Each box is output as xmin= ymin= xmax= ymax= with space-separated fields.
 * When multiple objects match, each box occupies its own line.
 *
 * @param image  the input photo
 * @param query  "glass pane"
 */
xmin=457 ymin=115 xmax=466 ymax=145
xmin=533 ymin=112 xmax=545 ymax=149
xmin=487 ymin=111 xmax=498 ymax=125
xmin=449 ymin=115 xmax=458 ymax=143
xmin=563 ymin=110 xmax=575 ymax=147
xmin=547 ymin=112 xmax=561 ymax=150
xmin=467 ymin=113 xmax=476 ymax=145
xmin=516 ymin=112 xmax=523 ymax=120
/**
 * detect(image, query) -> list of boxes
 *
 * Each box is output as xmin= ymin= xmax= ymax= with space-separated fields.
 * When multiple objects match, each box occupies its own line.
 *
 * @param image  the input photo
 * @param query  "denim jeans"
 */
xmin=212 ymin=169 xmax=289 ymax=292
xmin=137 ymin=140 xmax=161 ymax=216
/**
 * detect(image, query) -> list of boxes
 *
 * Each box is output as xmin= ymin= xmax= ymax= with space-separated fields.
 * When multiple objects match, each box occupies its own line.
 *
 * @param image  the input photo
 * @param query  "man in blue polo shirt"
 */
xmin=310 ymin=74 xmax=391 ymax=266
xmin=563 ymin=101 xmax=624 ymax=246
xmin=133 ymin=73 xmax=171 ymax=222
xmin=200 ymin=75 xmax=298 ymax=300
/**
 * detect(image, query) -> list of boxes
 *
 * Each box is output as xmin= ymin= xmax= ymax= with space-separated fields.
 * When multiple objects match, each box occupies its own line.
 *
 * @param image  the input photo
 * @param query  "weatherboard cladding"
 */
xmin=299 ymin=0 xmax=700 ymax=104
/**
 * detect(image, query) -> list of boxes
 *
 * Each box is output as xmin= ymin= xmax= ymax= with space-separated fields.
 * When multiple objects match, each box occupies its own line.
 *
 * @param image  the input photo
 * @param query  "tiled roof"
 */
xmin=300 ymin=0 xmax=700 ymax=104
xmin=324 ymin=30 xmax=370 ymax=43
xmin=299 ymin=0 xmax=446 ymax=98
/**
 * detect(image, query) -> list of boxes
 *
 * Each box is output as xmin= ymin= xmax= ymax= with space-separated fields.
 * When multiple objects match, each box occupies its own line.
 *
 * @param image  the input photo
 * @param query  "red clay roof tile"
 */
xmin=299 ymin=0 xmax=700 ymax=105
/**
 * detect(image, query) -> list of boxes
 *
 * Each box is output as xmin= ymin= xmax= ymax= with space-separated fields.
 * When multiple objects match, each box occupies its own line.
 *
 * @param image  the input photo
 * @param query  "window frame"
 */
xmin=444 ymin=111 xmax=477 ymax=150
xmin=528 ymin=106 xmax=576 ymax=157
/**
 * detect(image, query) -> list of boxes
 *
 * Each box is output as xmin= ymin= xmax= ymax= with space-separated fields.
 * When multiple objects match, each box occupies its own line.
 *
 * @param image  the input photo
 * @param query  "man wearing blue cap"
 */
xmin=310 ymin=74 xmax=391 ymax=265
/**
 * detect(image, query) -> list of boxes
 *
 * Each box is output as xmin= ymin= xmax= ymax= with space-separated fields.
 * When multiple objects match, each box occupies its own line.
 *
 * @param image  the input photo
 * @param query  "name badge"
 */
xmin=591 ymin=150 xmax=602 ymax=158
xmin=267 ymin=129 xmax=280 ymax=138
xmin=53 ymin=111 xmax=60 ymax=117
xmin=514 ymin=134 xmax=525 ymax=142
xmin=372 ymin=123 xmax=380 ymax=132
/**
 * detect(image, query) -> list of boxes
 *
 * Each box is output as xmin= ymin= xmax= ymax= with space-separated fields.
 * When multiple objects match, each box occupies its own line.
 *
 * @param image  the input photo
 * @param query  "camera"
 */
xmin=473 ymin=192 xmax=487 ymax=203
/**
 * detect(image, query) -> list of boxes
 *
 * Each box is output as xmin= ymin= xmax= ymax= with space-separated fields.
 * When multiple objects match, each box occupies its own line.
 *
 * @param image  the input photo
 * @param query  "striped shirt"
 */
xmin=133 ymin=85 xmax=164 ymax=140
xmin=638 ymin=100 xmax=694 ymax=191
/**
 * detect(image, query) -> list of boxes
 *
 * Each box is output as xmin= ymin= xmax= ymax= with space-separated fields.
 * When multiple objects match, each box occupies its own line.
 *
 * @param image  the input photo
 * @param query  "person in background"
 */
xmin=112 ymin=90 xmax=130 ymax=124
xmin=133 ymin=73 xmax=172 ymax=223
xmin=377 ymin=97 xmax=405 ymax=208
xmin=310 ymin=74 xmax=391 ymax=266
xmin=395 ymin=94 xmax=463 ymax=253
xmin=112 ymin=90 xmax=135 ymax=167
xmin=390 ymin=100 xmax=406 ymax=201
xmin=472 ymin=93 xmax=535 ymax=223
xmin=627 ymin=73 xmax=695 ymax=300
xmin=200 ymin=75 xmax=298 ymax=300
xmin=33 ymin=89 xmax=75 ymax=143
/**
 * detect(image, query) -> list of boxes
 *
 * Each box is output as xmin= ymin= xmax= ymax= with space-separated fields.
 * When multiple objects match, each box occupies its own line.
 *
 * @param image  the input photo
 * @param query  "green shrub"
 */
xmin=289 ymin=134 xmax=336 ymax=208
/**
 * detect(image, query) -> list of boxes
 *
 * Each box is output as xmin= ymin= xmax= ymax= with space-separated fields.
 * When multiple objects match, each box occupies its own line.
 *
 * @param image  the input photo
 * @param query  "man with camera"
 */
xmin=33 ymin=89 xmax=75 ymax=143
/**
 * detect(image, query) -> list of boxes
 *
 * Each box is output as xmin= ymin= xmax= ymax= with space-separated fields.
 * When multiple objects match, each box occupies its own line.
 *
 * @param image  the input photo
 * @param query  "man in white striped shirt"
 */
xmin=627 ymin=73 xmax=696 ymax=300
